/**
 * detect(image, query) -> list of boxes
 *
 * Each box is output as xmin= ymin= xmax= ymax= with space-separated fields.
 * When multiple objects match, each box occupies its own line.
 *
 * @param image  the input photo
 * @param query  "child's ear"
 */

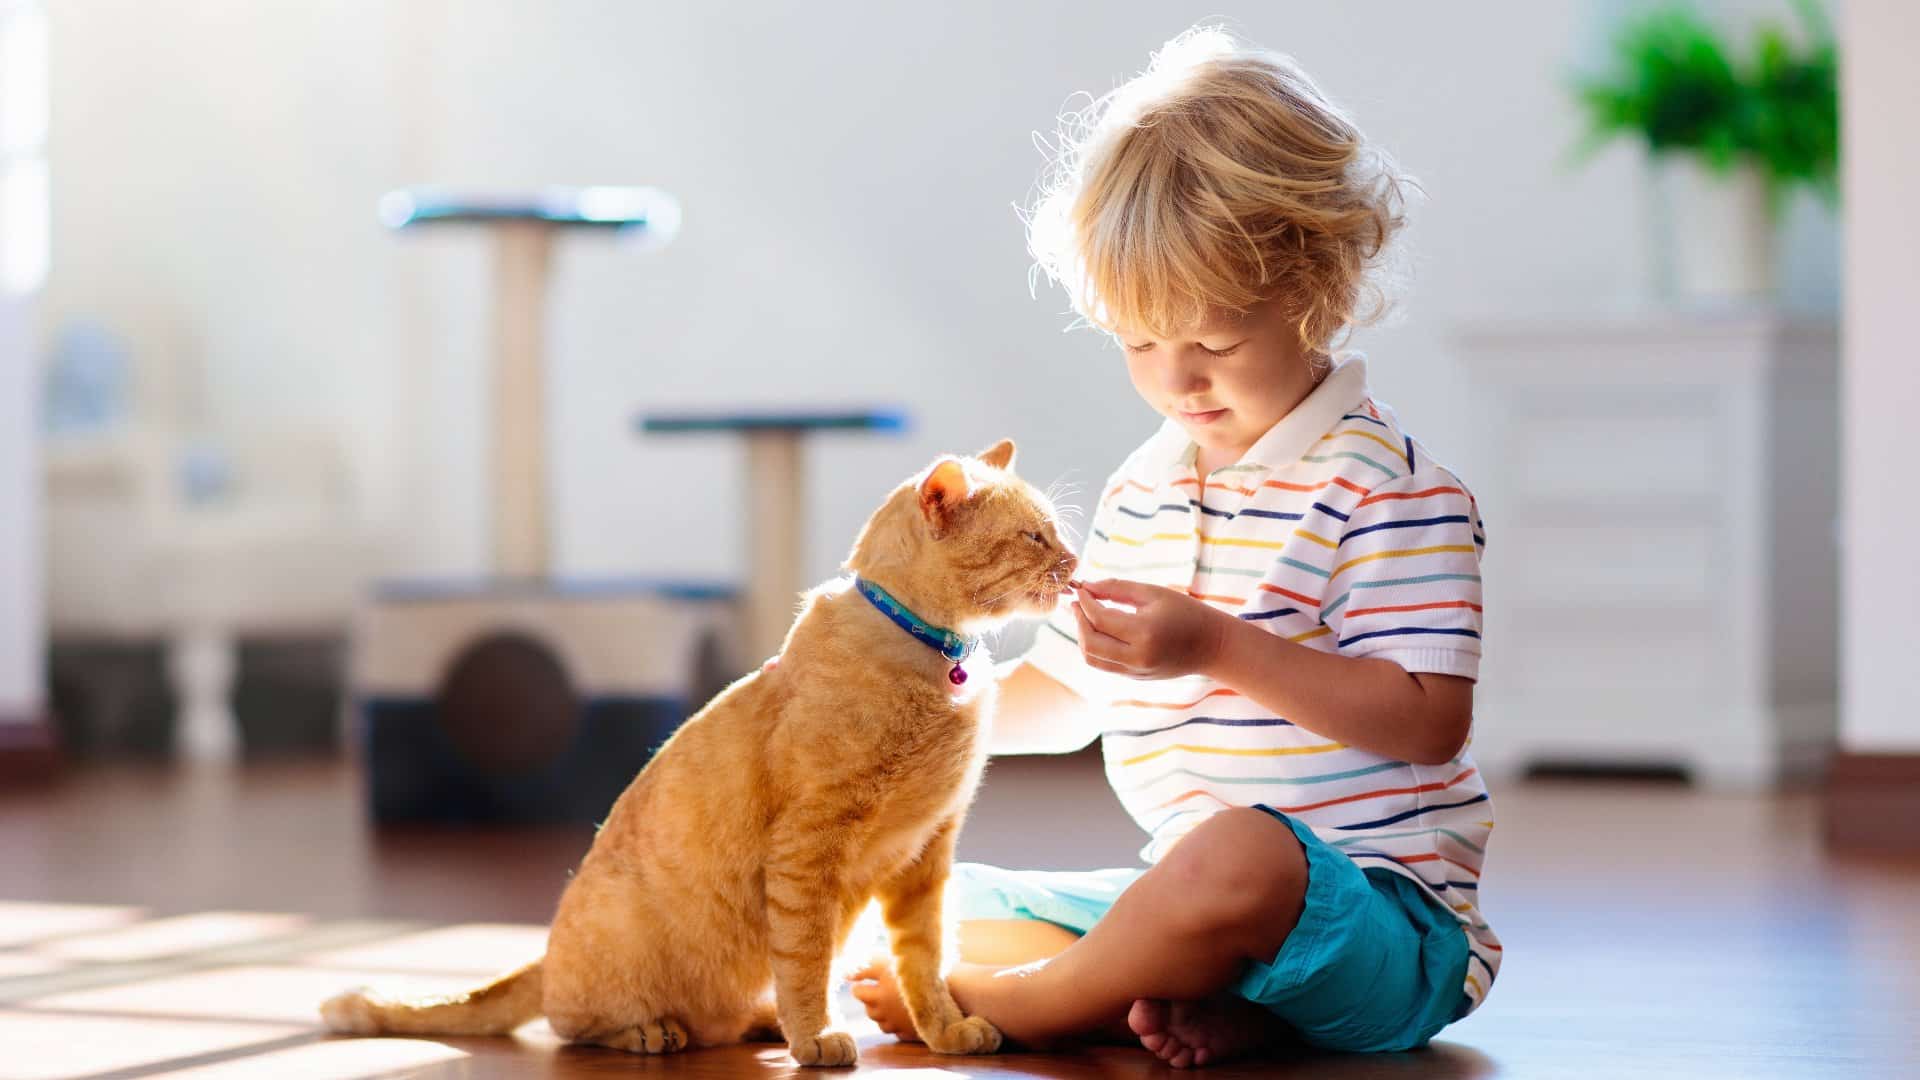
xmin=918 ymin=457 xmax=976 ymax=539
xmin=976 ymin=438 xmax=1017 ymax=472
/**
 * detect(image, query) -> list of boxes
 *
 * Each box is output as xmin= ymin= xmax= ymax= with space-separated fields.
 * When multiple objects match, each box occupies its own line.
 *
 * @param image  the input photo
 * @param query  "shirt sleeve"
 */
xmin=1319 ymin=469 xmax=1485 ymax=680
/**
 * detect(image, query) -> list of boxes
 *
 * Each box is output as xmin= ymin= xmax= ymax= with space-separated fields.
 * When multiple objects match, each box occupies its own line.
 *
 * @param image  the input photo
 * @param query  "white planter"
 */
xmin=1649 ymin=156 xmax=1775 ymax=304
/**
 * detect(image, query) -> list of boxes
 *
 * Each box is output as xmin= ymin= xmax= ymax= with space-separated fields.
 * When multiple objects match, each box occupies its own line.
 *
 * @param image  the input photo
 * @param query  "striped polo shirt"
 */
xmin=1022 ymin=354 xmax=1500 ymax=1011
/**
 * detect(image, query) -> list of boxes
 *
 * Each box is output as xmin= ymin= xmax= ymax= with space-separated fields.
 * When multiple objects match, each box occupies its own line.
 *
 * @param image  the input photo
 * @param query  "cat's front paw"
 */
xmin=789 ymin=1029 xmax=859 ymax=1067
xmin=927 ymin=1015 xmax=1002 ymax=1055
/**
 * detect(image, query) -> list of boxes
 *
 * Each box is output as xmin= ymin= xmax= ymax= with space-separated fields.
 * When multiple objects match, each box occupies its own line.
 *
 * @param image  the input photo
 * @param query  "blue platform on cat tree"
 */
xmin=376 ymin=186 xmax=672 ymax=232
xmin=637 ymin=409 xmax=910 ymax=434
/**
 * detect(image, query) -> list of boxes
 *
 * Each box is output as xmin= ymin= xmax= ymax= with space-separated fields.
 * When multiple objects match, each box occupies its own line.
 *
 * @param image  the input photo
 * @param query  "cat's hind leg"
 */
xmin=743 ymin=996 xmax=783 ymax=1042
xmin=589 ymin=1016 xmax=690 ymax=1055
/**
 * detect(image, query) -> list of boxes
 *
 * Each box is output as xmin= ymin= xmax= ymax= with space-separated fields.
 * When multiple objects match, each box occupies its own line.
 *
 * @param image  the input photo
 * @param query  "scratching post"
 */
xmin=491 ymin=221 xmax=554 ymax=577
xmin=639 ymin=411 xmax=909 ymax=663
xmin=379 ymin=187 xmax=679 ymax=578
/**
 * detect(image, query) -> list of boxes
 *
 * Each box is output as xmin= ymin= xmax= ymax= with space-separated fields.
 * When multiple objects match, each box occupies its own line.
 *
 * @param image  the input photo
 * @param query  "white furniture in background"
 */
xmin=43 ymin=425 xmax=373 ymax=760
xmin=1453 ymin=313 xmax=1838 ymax=790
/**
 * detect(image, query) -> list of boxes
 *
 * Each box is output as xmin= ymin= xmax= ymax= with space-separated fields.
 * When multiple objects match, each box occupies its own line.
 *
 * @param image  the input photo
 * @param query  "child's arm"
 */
xmin=1071 ymin=579 xmax=1473 ymax=766
xmin=1204 ymin=615 xmax=1473 ymax=766
xmin=985 ymin=661 xmax=1101 ymax=756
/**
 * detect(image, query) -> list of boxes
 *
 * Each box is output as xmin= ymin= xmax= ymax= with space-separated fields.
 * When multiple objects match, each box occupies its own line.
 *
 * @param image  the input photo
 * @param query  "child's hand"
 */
xmin=1073 ymin=579 xmax=1232 ymax=680
xmin=849 ymin=962 xmax=921 ymax=1042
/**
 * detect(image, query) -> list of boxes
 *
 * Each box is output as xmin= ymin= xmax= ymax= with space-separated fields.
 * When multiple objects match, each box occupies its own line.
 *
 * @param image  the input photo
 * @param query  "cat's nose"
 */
xmin=1059 ymin=554 xmax=1079 ymax=577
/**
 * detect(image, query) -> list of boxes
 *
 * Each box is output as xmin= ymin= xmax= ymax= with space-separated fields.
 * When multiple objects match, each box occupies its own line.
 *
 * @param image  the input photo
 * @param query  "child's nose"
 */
xmin=1163 ymin=354 xmax=1209 ymax=395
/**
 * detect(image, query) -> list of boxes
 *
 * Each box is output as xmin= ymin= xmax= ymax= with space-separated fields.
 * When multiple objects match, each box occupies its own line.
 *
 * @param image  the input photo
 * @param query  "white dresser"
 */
xmin=1453 ymin=313 xmax=1838 ymax=789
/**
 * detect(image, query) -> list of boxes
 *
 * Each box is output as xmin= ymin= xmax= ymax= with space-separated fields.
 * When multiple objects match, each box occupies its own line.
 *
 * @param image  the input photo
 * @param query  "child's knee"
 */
xmin=1154 ymin=808 xmax=1308 ymax=940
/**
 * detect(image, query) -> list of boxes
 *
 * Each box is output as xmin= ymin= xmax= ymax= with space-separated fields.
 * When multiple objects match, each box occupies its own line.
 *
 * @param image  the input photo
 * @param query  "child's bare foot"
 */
xmin=849 ymin=963 xmax=921 ymax=1042
xmin=1128 ymin=996 xmax=1283 ymax=1069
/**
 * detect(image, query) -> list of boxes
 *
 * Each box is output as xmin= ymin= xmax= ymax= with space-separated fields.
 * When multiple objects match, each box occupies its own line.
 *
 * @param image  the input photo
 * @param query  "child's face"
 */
xmin=1117 ymin=297 xmax=1320 ymax=469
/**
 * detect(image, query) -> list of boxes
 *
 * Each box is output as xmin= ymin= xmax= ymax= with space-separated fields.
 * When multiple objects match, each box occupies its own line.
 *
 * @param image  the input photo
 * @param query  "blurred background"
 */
xmin=0 ymin=1 xmax=1915 ymax=1075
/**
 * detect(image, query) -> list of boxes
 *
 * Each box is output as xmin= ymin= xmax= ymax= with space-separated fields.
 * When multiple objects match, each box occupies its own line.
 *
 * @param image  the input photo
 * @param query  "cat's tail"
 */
xmin=320 ymin=958 xmax=544 ymax=1037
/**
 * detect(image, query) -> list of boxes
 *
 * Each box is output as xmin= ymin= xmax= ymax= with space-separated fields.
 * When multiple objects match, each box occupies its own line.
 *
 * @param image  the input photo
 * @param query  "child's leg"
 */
xmin=955 ymin=918 xmax=1081 ymax=965
xmin=957 ymin=920 xmax=1141 ymax=1043
xmin=858 ymin=917 xmax=1138 ymax=1043
xmin=942 ymin=807 xmax=1307 ymax=1047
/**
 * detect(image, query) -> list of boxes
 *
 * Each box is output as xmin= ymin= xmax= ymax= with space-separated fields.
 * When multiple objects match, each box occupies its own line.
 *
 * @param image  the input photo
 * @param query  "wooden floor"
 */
xmin=1 ymin=752 xmax=1917 ymax=1079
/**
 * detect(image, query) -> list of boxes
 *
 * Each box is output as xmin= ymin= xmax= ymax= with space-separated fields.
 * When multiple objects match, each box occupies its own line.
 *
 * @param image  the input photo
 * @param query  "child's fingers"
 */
xmin=1079 ymin=597 xmax=1146 ymax=665
xmin=1079 ymin=578 xmax=1155 ymax=606
xmin=1075 ymin=591 xmax=1134 ymax=641
xmin=1074 ymin=600 xmax=1123 ymax=655
xmin=1075 ymin=604 xmax=1139 ymax=675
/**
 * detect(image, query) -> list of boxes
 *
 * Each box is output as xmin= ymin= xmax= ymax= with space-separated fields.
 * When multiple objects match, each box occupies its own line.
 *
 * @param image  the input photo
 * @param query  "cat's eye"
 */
xmin=1023 ymin=530 xmax=1047 ymax=546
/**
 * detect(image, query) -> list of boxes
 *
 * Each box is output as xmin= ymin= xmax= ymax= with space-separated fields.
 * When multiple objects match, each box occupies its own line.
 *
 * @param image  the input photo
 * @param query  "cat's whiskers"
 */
xmin=975 ymin=573 xmax=1049 ymax=610
xmin=977 ymin=565 xmax=1067 ymax=612
xmin=974 ymin=583 xmax=1021 ymax=608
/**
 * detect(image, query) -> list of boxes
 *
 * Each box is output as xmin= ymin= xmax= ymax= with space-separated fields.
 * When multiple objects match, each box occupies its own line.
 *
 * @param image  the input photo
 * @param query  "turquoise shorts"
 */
xmin=949 ymin=806 xmax=1472 ymax=1053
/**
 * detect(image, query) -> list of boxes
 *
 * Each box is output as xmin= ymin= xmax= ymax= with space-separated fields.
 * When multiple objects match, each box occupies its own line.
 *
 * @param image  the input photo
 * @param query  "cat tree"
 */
xmin=353 ymin=186 xmax=742 ymax=823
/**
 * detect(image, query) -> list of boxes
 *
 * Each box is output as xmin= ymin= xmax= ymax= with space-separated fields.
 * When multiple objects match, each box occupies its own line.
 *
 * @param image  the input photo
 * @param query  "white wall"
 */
xmin=0 ymin=0 xmax=45 ymax=723
xmin=44 ymin=0 xmax=411 ymax=507
xmin=1840 ymin=0 xmax=1920 ymax=752
xmin=44 ymin=2 xmax=1838 ymax=595
xmin=0 ymin=294 xmax=40 ymax=720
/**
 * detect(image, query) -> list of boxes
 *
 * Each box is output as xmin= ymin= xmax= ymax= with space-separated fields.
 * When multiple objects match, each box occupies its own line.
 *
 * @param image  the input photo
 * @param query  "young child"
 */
xmin=850 ymin=27 xmax=1498 ymax=1068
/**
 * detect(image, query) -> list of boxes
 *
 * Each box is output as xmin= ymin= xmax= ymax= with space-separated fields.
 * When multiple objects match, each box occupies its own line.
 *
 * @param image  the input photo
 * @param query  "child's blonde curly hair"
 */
xmin=1027 ymin=26 xmax=1413 ymax=353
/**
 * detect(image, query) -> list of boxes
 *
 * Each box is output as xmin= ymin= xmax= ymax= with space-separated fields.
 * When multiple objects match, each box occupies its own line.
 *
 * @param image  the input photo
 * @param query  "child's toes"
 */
xmin=1154 ymin=1034 xmax=1190 ymax=1063
xmin=1129 ymin=998 xmax=1169 ymax=1037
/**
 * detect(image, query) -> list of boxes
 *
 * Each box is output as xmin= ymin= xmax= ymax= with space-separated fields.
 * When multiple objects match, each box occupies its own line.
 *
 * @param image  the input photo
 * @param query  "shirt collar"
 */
xmin=1146 ymin=353 xmax=1371 ymax=477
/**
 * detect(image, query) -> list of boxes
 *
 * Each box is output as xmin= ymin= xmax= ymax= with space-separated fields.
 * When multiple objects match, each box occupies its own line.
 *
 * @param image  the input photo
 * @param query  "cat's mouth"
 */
xmin=1024 ymin=577 xmax=1075 ymax=609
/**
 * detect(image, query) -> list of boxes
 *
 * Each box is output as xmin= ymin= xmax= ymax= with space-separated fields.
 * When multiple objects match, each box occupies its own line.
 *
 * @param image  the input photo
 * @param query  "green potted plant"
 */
xmin=1573 ymin=1 xmax=1838 ymax=301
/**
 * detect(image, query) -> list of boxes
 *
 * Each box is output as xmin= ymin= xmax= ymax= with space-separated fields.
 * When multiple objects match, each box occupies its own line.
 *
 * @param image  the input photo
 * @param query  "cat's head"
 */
xmin=847 ymin=438 xmax=1078 ymax=632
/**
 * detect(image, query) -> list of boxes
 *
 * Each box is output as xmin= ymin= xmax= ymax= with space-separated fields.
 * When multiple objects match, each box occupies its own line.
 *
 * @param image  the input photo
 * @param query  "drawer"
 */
xmin=1493 ymin=621 xmax=1718 ymax=696
xmin=1501 ymin=521 xmax=1717 ymax=610
xmin=1511 ymin=408 xmax=1720 ymax=503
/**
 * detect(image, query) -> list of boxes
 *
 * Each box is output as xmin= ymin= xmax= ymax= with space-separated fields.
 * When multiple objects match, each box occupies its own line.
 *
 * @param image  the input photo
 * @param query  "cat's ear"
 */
xmin=918 ymin=456 xmax=976 ymax=539
xmin=976 ymin=438 xmax=1017 ymax=472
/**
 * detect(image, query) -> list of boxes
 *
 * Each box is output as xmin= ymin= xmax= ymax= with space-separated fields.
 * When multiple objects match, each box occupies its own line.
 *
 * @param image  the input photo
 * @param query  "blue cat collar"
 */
xmin=852 ymin=577 xmax=978 ymax=666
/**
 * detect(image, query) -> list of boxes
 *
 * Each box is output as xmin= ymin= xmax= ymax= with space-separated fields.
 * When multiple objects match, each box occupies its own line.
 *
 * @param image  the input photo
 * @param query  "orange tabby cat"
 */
xmin=321 ymin=439 xmax=1076 ymax=1066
